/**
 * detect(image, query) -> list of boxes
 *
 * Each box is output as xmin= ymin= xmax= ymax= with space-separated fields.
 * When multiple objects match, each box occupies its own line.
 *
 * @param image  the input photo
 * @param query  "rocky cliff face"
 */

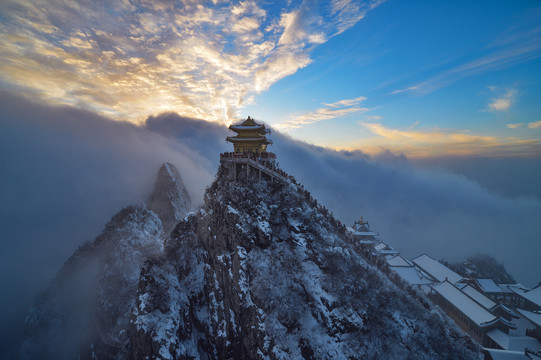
xmin=21 ymin=162 xmax=480 ymax=359
xmin=21 ymin=163 xmax=191 ymax=359
xmin=148 ymin=162 xmax=192 ymax=235
xmin=128 ymin=164 xmax=480 ymax=359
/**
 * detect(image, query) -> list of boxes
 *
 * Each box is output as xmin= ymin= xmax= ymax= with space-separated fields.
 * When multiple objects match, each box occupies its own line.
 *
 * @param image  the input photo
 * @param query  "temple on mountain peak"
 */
xmin=220 ymin=116 xmax=287 ymax=182
xmin=226 ymin=116 xmax=272 ymax=154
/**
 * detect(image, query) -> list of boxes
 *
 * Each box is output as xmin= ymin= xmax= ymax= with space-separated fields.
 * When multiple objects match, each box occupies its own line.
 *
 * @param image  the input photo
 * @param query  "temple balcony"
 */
xmin=219 ymin=152 xmax=288 ymax=183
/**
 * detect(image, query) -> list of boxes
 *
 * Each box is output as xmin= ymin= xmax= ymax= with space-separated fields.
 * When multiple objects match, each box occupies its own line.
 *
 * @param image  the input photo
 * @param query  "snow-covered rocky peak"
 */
xmin=20 ymin=162 xmax=480 ymax=359
xmin=147 ymin=162 xmax=192 ymax=236
xmin=22 ymin=205 xmax=164 ymax=359
xmin=21 ymin=165 xmax=183 ymax=359
xmin=129 ymin=164 xmax=480 ymax=359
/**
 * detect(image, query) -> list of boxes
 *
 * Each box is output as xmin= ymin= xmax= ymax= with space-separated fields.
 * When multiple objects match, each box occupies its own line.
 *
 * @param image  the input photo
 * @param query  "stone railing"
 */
xmin=219 ymin=152 xmax=288 ymax=182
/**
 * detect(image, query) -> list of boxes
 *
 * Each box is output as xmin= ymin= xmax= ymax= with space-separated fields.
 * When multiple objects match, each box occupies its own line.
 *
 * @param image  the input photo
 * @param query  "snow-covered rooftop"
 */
xmin=431 ymin=281 xmax=497 ymax=326
xmin=487 ymin=329 xmax=509 ymax=350
xmin=498 ymin=284 xmax=519 ymax=294
xmin=476 ymin=278 xmax=503 ymax=294
xmin=357 ymin=239 xmax=376 ymax=245
xmin=516 ymin=308 xmax=541 ymax=327
xmin=386 ymin=255 xmax=411 ymax=267
xmin=510 ymin=286 xmax=541 ymax=308
xmin=391 ymin=266 xmax=433 ymax=286
xmin=351 ymin=231 xmax=379 ymax=237
xmin=378 ymin=249 xmax=399 ymax=255
xmin=491 ymin=304 xmax=518 ymax=319
xmin=229 ymin=125 xmax=264 ymax=129
xmin=225 ymin=136 xmax=268 ymax=141
xmin=412 ymin=254 xmax=463 ymax=283
xmin=482 ymin=348 xmax=529 ymax=360
xmin=462 ymin=285 xmax=496 ymax=310
xmin=486 ymin=328 xmax=541 ymax=352
xmin=373 ymin=242 xmax=398 ymax=254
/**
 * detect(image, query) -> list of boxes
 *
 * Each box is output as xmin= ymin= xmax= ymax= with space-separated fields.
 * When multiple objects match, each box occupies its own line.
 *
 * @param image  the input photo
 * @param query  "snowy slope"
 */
xmin=21 ymin=163 xmax=191 ymax=359
xmin=129 ymin=163 xmax=480 ymax=359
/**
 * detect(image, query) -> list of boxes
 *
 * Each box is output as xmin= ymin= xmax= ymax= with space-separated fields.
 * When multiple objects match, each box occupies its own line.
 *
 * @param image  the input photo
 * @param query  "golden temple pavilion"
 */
xmin=220 ymin=116 xmax=286 ymax=182
xmin=226 ymin=116 xmax=272 ymax=154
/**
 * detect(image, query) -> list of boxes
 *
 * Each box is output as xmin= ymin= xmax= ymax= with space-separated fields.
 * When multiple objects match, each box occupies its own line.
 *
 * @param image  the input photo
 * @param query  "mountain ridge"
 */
xmin=127 ymin=163 xmax=479 ymax=359
xmin=21 ymin=163 xmax=192 ymax=359
xmin=21 ymin=162 xmax=480 ymax=359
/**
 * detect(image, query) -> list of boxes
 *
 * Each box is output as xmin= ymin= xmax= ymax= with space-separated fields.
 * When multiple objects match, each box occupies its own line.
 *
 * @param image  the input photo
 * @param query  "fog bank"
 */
xmin=1 ymin=93 xmax=540 ymax=354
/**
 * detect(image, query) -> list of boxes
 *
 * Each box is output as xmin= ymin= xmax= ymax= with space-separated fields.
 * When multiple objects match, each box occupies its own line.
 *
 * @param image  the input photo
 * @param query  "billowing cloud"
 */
xmin=528 ymin=120 xmax=541 ymax=129
xmin=488 ymin=88 xmax=515 ymax=112
xmin=0 ymin=92 xmax=217 ymax=351
xmin=0 ymin=0 xmax=383 ymax=124
xmin=1 ymin=93 xmax=540 ymax=355
xmin=269 ymin=134 xmax=541 ymax=292
xmin=358 ymin=121 xmax=541 ymax=156
xmin=489 ymin=97 xmax=512 ymax=111
xmin=277 ymin=95 xmax=368 ymax=129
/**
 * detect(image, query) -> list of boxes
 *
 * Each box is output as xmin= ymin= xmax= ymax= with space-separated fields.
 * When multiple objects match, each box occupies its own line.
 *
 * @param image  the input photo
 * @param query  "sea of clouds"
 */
xmin=1 ymin=92 xmax=540 ymax=353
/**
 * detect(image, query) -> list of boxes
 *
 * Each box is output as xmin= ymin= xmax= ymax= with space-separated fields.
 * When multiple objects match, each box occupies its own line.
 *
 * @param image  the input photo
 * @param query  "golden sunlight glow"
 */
xmin=0 ymin=0 xmax=365 ymax=125
xmin=333 ymin=122 xmax=541 ymax=157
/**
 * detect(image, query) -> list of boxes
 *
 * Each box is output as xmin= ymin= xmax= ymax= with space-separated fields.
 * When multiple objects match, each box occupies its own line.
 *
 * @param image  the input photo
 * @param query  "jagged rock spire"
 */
xmin=147 ymin=162 xmax=192 ymax=235
xmin=20 ymin=163 xmax=191 ymax=359
xmin=129 ymin=163 xmax=480 ymax=359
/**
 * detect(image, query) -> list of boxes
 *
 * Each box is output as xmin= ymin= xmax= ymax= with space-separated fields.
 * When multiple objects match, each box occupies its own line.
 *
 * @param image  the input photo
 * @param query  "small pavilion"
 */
xmin=226 ymin=116 xmax=272 ymax=154
xmin=220 ymin=116 xmax=287 ymax=182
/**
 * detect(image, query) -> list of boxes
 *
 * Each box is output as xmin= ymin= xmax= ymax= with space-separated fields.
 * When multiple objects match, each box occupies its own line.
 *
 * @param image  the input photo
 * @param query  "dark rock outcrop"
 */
xmin=128 ymin=164 xmax=480 ymax=359
xmin=148 ymin=162 xmax=192 ymax=236
xmin=21 ymin=162 xmax=479 ymax=359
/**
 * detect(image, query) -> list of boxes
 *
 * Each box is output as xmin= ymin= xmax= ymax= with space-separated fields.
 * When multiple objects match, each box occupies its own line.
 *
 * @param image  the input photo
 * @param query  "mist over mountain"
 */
xmin=19 ymin=161 xmax=480 ymax=359
xmin=0 ymin=92 xmax=213 ymax=354
xmin=446 ymin=253 xmax=516 ymax=284
xmin=412 ymin=156 xmax=541 ymax=200
xmin=21 ymin=163 xmax=192 ymax=359
xmin=146 ymin=114 xmax=541 ymax=291
xmin=1 ymin=92 xmax=540 ymax=356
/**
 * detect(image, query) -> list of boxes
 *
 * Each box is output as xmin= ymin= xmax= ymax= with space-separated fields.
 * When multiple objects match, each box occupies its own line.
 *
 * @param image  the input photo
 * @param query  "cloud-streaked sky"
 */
xmin=2 ymin=0 xmax=540 ymax=156
xmin=1 ymin=2 xmax=541 ymax=355
xmin=1 ymin=93 xmax=540 ymax=352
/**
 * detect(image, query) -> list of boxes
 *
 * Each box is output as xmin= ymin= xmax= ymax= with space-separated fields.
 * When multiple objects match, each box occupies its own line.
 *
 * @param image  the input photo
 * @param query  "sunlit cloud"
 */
xmin=0 ymin=0 xmax=383 ymax=124
xmin=489 ymin=98 xmax=512 ymax=111
xmin=323 ymin=95 xmax=366 ymax=107
xmin=360 ymin=122 xmax=495 ymax=142
xmin=507 ymin=123 xmax=524 ymax=129
xmin=330 ymin=0 xmax=386 ymax=35
xmin=528 ymin=120 xmax=541 ymax=129
xmin=487 ymin=88 xmax=515 ymax=112
xmin=357 ymin=122 xmax=541 ymax=157
xmin=276 ymin=95 xmax=368 ymax=129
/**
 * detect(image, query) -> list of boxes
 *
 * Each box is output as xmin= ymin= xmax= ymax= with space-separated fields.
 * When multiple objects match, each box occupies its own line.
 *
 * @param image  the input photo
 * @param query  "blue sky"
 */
xmin=246 ymin=0 xmax=541 ymax=156
xmin=0 ymin=0 xmax=540 ymax=156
